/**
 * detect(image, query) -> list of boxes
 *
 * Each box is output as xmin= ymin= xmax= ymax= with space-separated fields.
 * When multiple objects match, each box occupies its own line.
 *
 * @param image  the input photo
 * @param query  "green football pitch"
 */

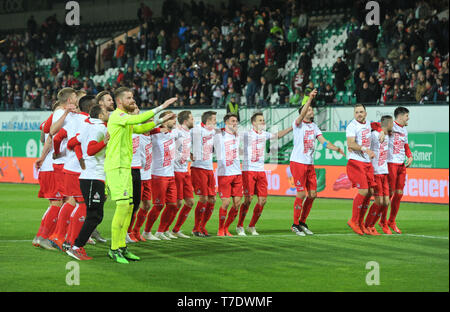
xmin=0 ymin=183 xmax=448 ymax=292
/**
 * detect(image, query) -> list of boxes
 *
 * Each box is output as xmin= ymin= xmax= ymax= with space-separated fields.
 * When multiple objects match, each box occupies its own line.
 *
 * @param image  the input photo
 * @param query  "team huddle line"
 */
xmin=31 ymin=86 xmax=413 ymax=263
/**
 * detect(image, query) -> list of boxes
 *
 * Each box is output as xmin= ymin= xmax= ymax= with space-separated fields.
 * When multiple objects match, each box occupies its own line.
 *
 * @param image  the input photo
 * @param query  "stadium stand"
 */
xmin=0 ymin=0 xmax=448 ymax=111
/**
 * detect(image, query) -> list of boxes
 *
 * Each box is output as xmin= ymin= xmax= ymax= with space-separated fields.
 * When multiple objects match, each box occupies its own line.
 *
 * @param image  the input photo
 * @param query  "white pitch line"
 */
xmin=0 ymin=233 xmax=448 ymax=243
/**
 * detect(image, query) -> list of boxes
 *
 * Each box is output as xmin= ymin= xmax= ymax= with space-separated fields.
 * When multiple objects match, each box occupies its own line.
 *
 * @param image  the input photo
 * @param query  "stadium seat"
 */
xmin=336 ymin=91 xmax=345 ymax=104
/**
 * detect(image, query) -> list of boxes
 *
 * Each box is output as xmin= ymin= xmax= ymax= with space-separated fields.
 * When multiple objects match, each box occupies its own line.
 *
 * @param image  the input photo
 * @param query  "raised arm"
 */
xmin=295 ymin=89 xmax=317 ymax=126
xmin=133 ymin=112 xmax=176 ymax=134
xmin=126 ymin=97 xmax=177 ymax=126
xmin=276 ymin=126 xmax=293 ymax=139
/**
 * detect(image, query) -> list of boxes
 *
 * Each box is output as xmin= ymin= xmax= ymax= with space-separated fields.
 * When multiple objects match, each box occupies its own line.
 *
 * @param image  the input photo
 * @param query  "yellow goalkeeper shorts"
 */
xmin=105 ymin=168 xmax=133 ymax=202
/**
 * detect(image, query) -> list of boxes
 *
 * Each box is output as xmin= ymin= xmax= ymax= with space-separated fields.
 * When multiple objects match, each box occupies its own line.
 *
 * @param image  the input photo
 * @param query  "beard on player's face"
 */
xmin=355 ymin=111 xmax=366 ymax=122
xmin=164 ymin=119 xmax=176 ymax=129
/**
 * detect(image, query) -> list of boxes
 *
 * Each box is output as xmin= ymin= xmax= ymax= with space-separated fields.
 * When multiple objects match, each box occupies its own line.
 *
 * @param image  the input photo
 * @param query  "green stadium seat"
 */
xmin=336 ymin=91 xmax=345 ymax=104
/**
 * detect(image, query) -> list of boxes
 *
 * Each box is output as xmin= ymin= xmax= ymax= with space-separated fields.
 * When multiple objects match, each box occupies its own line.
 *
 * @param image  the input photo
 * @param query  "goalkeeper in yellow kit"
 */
xmin=104 ymin=87 xmax=176 ymax=264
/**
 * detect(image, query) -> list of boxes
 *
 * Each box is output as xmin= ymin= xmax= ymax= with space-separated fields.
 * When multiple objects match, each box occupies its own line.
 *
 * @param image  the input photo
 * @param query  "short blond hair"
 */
xmin=114 ymin=87 xmax=132 ymax=101
xmin=57 ymin=88 xmax=76 ymax=103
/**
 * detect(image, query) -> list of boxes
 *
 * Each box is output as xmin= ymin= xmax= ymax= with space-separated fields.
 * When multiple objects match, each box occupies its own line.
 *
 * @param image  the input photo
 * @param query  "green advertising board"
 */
xmin=312 ymin=132 xmax=449 ymax=169
xmin=0 ymin=131 xmax=43 ymax=158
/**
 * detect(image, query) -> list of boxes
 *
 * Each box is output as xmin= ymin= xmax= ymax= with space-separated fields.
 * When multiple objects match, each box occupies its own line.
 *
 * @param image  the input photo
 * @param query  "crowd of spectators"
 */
xmin=0 ymin=0 xmax=448 ymax=111
xmin=338 ymin=0 xmax=449 ymax=105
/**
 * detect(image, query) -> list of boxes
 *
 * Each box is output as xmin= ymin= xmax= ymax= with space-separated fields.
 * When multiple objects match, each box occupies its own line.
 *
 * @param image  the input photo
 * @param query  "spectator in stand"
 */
xmin=421 ymin=80 xmax=437 ymax=103
xmin=435 ymin=76 xmax=448 ymax=101
xmin=262 ymin=59 xmax=279 ymax=85
xmin=277 ymin=82 xmax=290 ymax=106
xmin=297 ymin=51 xmax=312 ymax=78
xmin=380 ymin=81 xmax=394 ymax=104
xmin=264 ymin=42 xmax=275 ymax=66
xmin=293 ymin=67 xmax=305 ymax=91
xmin=116 ymin=41 xmax=125 ymax=68
xmin=322 ymin=83 xmax=336 ymax=104
xmin=415 ymin=71 xmax=427 ymax=101
xmin=1 ymin=3 xmax=448 ymax=111
xmin=102 ymin=43 xmax=114 ymax=70
xmin=60 ymin=50 xmax=71 ymax=74
xmin=226 ymin=93 xmax=240 ymax=121
xmin=147 ymin=31 xmax=158 ymax=62
xmin=358 ymin=81 xmax=373 ymax=103
xmin=332 ymin=57 xmax=351 ymax=92
xmin=245 ymin=76 xmax=257 ymax=107
xmin=397 ymin=83 xmax=414 ymax=102
xmin=258 ymin=76 xmax=272 ymax=107
xmin=123 ymin=67 xmax=134 ymax=85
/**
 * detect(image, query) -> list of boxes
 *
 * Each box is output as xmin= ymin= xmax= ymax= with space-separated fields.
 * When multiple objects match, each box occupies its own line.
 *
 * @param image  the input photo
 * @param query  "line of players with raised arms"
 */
xmin=31 ymin=86 xmax=412 ymax=263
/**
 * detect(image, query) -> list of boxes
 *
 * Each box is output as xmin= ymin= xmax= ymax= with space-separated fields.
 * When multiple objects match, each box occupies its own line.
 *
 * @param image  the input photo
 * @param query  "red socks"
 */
xmin=200 ymin=202 xmax=214 ymax=231
xmin=144 ymin=204 xmax=164 ymax=233
xmin=193 ymin=202 xmax=206 ymax=232
xmin=224 ymin=206 xmax=239 ymax=230
xmin=41 ymin=205 xmax=61 ymax=238
xmin=166 ymin=205 xmax=180 ymax=232
xmin=237 ymin=202 xmax=250 ymax=227
xmin=351 ymin=193 xmax=365 ymax=223
xmin=36 ymin=206 xmax=50 ymax=238
xmin=379 ymin=204 xmax=388 ymax=225
xmin=358 ymin=196 xmax=371 ymax=225
xmin=249 ymin=204 xmax=264 ymax=227
xmin=66 ymin=202 xmax=86 ymax=245
xmin=132 ymin=208 xmax=149 ymax=234
xmin=293 ymin=197 xmax=303 ymax=225
xmin=49 ymin=202 xmax=76 ymax=241
xmin=365 ymin=203 xmax=379 ymax=227
xmin=128 ymin=211 xmax=137 ymax=233
xmin=157 ymin=204 xmax=178 ymax=232
xmin=300 ymin=197 xmax=314 ymax=224
xmin=218 ymin=207 xmax=227 ymax=231
xmin=389 ymin=192 xmax=403 ymax=223
xmin=173 ymin=205 xmax=192 ymax=233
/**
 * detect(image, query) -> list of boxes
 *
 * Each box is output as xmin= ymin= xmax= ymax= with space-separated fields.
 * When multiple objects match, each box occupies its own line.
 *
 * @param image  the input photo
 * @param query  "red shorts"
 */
xmin=151 ymin=176 xmax=177 ymax=205
xmin=175 ymin=171 xmax=194 ymax=200
xmin=374 ymin=174 xmax=390 ymax=196
xmin=218 ymin=175 xmax=243 ymax=198
xmin=388 ymin=163 xmax=406 ymax=192
xmin=346 ymin=159 xmax=377 ymax=190
xmin=52 ymin=164 xmax=65 ymax=196
xmin=191 ymin=167 xmax=216 ymax=196
xmin=290 ymin=162 xmax=317 ymax=192
xmin=63 ymin=172 xmax=83 ymax=198
xmin=141 ymin=179 xmax=152 ymax=201
xmin=38 ymin=171 xmax=59 ymax=199
xmin=242 ymin=171 xmax=268 ymax=197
